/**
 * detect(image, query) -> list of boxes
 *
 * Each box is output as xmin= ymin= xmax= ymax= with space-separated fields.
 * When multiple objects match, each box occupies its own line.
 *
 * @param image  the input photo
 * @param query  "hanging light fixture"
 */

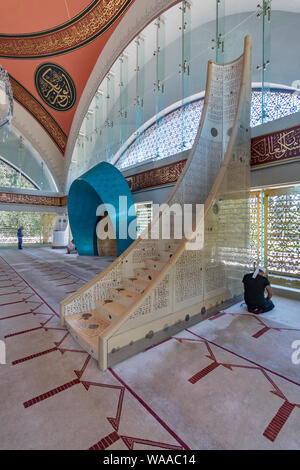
xmin=0 ymin=64 xmax=13 ymax=128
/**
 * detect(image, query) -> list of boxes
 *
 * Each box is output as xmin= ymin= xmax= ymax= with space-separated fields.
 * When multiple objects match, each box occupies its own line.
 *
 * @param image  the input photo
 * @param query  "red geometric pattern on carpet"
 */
xmin=185 ymin=329 xmax=300 ymax=443
xmin=210 ymin=311 xmax=300 ymax=339
xmin=263 ymin=401 xmax=295 ymax=442
xmin=0 ymin=255 xmax=186 ymax=451
xmin=1 ymin=252 xmax=300 ymax=449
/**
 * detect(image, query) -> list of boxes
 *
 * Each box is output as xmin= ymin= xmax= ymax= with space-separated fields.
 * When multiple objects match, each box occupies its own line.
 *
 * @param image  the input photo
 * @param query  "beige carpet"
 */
xmin=0 ymin=247 xmax=300 ymax=450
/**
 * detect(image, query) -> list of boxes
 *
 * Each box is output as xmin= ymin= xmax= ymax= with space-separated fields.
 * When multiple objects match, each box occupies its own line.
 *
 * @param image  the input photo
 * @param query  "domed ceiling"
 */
xmin=1 ymin=0 xmax=299 ymax=192
xmin=0 ymin=0 xmax=134 ymax=156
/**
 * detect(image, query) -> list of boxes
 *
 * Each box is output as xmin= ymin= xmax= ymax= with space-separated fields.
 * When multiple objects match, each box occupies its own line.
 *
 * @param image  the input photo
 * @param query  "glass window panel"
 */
xmin=115 ymin=87 xmax=300 ymax=169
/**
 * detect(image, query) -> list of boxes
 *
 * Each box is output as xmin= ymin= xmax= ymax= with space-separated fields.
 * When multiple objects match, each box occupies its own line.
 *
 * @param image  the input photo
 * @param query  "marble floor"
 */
xmin=0 ymin=246 xmax=299 ymax=450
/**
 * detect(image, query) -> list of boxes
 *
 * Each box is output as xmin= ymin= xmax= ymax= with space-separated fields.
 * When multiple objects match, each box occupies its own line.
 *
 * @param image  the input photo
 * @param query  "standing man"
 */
xmin=242 ymin=266 xmax=274 ymax=314
xmin=17 ymin=226 xmax=24 ymax=250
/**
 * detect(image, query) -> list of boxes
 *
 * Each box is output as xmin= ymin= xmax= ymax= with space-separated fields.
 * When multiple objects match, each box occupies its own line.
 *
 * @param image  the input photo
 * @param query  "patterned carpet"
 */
xmin=0 ymin=247 xmax=300 ymax=450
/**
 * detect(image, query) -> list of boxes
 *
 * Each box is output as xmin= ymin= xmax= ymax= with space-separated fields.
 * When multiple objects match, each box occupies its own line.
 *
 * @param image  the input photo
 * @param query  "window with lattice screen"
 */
xmin=249 ymin=192 xmax=261 ymax=265
xmin=265 ymin=188 xmax=300 ymax=276
xmin=135 ymin=202 xmax=153 ymax=236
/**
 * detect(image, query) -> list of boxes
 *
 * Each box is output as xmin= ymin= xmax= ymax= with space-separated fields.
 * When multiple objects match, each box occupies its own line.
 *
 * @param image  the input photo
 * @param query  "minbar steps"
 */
xmin=64 ymin=241 xmax=181 ymax=358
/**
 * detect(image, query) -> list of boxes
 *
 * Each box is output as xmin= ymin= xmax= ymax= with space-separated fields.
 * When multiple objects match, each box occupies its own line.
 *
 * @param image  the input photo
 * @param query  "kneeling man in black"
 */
xmin=242 ymin=266 xmax=274 ymax=314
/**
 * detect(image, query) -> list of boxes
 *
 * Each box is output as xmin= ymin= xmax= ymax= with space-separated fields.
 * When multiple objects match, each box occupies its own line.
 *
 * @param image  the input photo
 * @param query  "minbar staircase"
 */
xmin=64 ymin=240 xmax=181 ymax=360
xmin=61 ymin=36 xmax=252 ymax=370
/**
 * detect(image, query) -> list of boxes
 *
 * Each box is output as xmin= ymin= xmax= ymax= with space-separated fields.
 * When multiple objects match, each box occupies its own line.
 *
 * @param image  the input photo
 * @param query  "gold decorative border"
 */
xmin=60 ymin=195 xmax=68 ymax=206
xmin=126 ymin=159 xmax=187 ymax=192
xmin=10 ymin=76 xmax=67 ymax=154
xmin=2 ymin=126 xmax=298 ymax=208
xmin=251 ymin=124 xmax=300 ymax=168
xmin=0 ymin=0 xmax=133 ymax=58
xmin=0 ymin=192 xmax=66 ymax=207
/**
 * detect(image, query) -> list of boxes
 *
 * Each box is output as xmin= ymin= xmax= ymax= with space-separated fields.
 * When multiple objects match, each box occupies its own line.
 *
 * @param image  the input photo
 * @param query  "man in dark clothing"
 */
xmin=242 ymin=266 xmax=274 ymax=314
xmin=17 ymin=226 xmax=24 ymax=250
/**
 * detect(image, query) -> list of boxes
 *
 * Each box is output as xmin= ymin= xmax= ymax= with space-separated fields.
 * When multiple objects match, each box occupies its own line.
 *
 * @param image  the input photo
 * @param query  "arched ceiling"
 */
xmin=1 ymin=0 xmax=94 ymax=35
xmin=65 ymin=0 xmax=300 ymax=191
xmin=1 ymin=0 xmax=299 ymax=191
xmin=0 ymin=0 xmax=134 ymax=189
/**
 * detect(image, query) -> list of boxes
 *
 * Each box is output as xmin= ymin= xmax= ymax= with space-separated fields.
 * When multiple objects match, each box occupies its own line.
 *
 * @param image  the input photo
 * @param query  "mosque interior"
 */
xmin=0 ymin=0 xmax=299 ymax=451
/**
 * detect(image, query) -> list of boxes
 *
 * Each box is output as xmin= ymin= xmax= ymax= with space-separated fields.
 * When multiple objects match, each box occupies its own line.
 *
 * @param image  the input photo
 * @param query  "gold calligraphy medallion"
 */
xmin=35 ymin=63 xmax=76 ymax=111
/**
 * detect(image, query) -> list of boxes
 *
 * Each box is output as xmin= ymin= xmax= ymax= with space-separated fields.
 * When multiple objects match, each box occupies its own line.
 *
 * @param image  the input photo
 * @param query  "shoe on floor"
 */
xmin=248 ymin=307 xmax=264 ymax=314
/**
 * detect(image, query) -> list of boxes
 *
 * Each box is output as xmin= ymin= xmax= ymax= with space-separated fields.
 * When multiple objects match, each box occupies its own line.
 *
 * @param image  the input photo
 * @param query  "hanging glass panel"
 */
xmin=180 ymin=0 xmax=191 ymax=151
xmin=154 ymin=16 xmax=166 ymax=159
xmin=105 ymin=73 xmax=115 ymax=162
xmin=135 ymin=34 xmax=145 ymax=161
xmin=261 ymin=0 xmax=272 ymax=123
xmin=216 ymin=0 xmax=225 ymax=64
xmin=94 ymin=90 xmax=105 ymax=164
xmin=119 ymin=53 xmax=129 ymax=152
